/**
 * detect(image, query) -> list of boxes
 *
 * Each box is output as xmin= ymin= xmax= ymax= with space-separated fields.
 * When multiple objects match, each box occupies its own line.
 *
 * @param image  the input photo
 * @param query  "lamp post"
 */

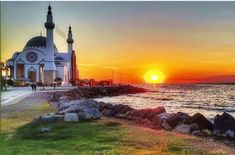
xmin=117 ymin=72 xmax=122 ymax=85
xmin=104 ymin=67 xmax=115 ymax=84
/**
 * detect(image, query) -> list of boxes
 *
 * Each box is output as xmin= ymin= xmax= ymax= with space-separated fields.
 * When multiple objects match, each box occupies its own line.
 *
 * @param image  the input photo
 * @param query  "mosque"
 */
xmin=6 ymin=4 xmax=78 ymax=85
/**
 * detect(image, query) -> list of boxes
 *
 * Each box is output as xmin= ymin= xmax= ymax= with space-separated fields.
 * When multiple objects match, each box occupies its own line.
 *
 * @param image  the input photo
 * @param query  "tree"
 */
xmin=0 ymin=61 xmax=7 ymax=90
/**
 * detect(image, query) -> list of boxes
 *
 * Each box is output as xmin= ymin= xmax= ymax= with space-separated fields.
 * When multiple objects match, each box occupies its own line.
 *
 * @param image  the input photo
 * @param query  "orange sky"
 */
xmin=1 ymin=2 xmax=235 ymax=83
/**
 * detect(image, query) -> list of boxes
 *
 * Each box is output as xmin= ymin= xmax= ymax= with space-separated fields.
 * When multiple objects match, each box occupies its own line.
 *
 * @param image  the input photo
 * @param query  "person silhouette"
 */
xmin=30 ymin=83 xmax=34 ymax=92
xmin=34 ymin=83 xmax=37 ymax=92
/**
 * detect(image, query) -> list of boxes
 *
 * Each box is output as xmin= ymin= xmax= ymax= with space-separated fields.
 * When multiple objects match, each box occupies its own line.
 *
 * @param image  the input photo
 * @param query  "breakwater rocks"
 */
xmin=33 ymin=98 xmax=235 ymax=141
xmin=49 ymin=85 xmax=147 ymax=103
xmin=96 ymin=101 xmax=234 ymax=139
xmin=32 ymin=85 xmax=234 ymax=141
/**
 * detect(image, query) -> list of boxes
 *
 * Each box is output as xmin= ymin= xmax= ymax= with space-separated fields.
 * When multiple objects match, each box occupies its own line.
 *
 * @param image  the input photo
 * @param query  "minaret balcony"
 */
xmin=45 ymin=22 xmax=55 ymax=29
xmin=67 ymin=38 xmax=74 ymax=44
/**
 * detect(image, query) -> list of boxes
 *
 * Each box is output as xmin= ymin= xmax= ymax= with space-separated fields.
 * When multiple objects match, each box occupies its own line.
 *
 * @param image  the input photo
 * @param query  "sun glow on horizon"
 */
xmin=144 ymin=69 xmax=166 ymax=84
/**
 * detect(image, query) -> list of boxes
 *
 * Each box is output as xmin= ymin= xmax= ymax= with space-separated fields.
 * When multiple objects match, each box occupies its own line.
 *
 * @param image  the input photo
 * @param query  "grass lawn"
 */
xmin=0 ymin=99 xmax=233 ymax=155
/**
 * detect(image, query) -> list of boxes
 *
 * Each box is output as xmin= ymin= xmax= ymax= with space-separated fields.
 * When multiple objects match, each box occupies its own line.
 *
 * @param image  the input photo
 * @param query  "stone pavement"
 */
xmin=1 ymin=86 xmax=76 ymax=106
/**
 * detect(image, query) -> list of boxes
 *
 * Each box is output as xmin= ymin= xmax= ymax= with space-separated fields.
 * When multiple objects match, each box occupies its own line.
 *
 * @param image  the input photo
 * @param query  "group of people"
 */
xmin=30 ymin=83 xmax=37 ymax=92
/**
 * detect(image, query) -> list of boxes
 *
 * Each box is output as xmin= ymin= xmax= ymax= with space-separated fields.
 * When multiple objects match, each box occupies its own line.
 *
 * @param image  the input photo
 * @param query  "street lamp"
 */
xmin=104 ymin=67 xmax=115 ymax=84
xmin=117 ymin=72 xmax=122 ymax=85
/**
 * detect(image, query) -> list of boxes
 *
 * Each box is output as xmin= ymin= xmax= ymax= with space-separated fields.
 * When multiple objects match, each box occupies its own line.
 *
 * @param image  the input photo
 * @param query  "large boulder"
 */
xmin=214 ymin=112 xmax=235 ymax=133
xmin=59 ymin=99 xmax=98 ymax=114
xmin=175 ymin=112 xmax=192 ymax=124
xmin=97 ymin=102 xmax=114 ymax=111
xmin=98 ymin=103 xmax=115 ymax=116
xmin=161 ymin=120 xmax=173 ymax=131
xmin=39 ymin=114 xmax=64 ymax=124
xmin=126 ymin=107 xmax=166 ymax=121
xmin=190 ymin=113 xmax=213 ymax=131
xmin=77 ymin=108 xmax=102 ymax=120
xmin=161 ymin=112 xmax=191 ymax=128
xmin=225 ymin=130 xmax=235 ymax=138
xmin=174 ymin=124 xmax=191 ymax=134
xmin=157 ymin=112 xmax=172 ymax=122
xmin=190 ymin=123 xmax=200 ymax=132
xmin=64 ymin=113 xmax=79 ymax=122
xmin=98 ymin=103 xmax=133 ymax=117
xmin=113 ymin=104 xmax=134 ymax=115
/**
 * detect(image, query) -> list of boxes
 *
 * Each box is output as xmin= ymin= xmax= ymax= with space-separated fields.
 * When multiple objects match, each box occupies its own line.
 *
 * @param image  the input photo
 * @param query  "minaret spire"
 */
xmin=67 ymin=25 xmax=74 ymax=55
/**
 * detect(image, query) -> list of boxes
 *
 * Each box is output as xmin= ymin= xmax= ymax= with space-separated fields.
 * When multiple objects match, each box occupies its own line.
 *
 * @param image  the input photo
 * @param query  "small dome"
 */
xmin=55 ymin=56 xmax=65 ymax=60
xmin=25 ymin=36 xmax=57 ymax=48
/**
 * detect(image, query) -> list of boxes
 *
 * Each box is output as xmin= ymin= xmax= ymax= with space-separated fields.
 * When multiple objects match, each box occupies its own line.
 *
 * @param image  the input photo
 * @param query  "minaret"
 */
xmin=43 ymin=4 xmax=56 ymax=84
xmin=67 ymin=26 xmax=74 ymax=55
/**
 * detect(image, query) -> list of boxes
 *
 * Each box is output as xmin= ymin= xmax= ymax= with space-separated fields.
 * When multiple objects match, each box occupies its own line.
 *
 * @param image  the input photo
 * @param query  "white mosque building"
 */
xmin=6 ymin=4 xmax=78 ymax=85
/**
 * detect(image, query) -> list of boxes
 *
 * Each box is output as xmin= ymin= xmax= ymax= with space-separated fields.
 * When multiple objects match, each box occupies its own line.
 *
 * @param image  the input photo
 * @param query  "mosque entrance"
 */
xmin=28 ymin=68 xmax=36 ymax=82
xmin=28 ymin=71 xmax=36 ymax=82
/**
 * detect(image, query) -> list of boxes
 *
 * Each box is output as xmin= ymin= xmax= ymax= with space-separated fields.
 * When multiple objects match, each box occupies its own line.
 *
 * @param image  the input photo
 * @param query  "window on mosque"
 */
xmin=26 ymin=52 xmax=38 ymax=63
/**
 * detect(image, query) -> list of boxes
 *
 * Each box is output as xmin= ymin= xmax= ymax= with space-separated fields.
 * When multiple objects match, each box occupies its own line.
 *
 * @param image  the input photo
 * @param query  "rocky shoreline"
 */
xmin=33 ymin=85 xmax=235 ymax=144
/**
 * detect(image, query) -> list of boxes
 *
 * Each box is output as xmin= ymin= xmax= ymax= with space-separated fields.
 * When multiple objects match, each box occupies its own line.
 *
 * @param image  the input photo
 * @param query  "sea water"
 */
xmin=95 ymin=84 xmax=235 ymax=120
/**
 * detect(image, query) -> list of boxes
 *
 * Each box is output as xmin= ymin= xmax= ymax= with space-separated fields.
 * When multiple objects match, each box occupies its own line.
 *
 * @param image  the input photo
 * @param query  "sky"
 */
xmin=1 ymin=1 xmax=235 ymax=83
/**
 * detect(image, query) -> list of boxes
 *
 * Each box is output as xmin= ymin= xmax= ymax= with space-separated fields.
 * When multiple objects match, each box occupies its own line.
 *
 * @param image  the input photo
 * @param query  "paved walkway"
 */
xmin=1 ymin=86 xmax=76 ymax=106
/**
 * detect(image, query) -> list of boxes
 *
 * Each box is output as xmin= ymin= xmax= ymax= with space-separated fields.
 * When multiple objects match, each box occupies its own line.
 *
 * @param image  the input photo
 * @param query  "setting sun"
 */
xmin=144 ymin=69 xmax=166 ymax=84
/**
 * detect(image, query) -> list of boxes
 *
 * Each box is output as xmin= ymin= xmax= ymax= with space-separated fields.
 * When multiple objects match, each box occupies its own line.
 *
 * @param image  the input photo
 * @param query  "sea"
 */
xmin=95 ymin=84 xmax=235 ymax=121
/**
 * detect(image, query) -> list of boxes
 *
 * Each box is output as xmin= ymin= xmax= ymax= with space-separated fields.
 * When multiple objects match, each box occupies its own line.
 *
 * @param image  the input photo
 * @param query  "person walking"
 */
xmin=34 ymin=83 xmax=37 ymax=92
xmin=30 ymin=83 xmax=34 ymax=92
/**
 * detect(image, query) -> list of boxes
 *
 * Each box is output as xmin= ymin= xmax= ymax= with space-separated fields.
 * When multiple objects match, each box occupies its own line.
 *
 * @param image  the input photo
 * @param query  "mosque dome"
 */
xmin=25 ymin=36 xmax=57 ymax=48
xmin=25 ymin=36 xmax=46 ymax=48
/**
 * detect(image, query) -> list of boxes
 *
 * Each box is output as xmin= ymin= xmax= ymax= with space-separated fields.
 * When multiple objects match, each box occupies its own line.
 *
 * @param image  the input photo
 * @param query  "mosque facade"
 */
xmin=6 ymin=4 xmax=78 ymax=85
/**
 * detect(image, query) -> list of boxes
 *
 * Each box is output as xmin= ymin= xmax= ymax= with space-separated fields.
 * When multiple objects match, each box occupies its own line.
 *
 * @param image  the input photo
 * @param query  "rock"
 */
xmin=77 ymin=112 xmax=93 ymax=120
xmin=161 ymin=120 xmax=173 ymax=131
xmin=191 ymin=130 xmax=201 ymax=136
xmin=39 ymin=127 xmax=50 ymax=132
xmin=77 ymin=108 xmax=102 ymax=120
xmin=190 ymin=113 xmax=213 ymax=131
xmin=190 ymin=123 xmax=200 ymax=131
xmin=64 ymin=113 xmax=79 ymax=122
xmin=175 ymin=112 xmax=191 ymax=124
xmin=98 ymin=103 xmax=114 ymax=112
xmin=174 ymin=124 xmax=191 ymax=134
xmin=40 ymin=114 xmax=64 ymax=124
xmin=113 ymin=104 xmax=134 ymax=115
xmin=154 ymin=112 xmax=191 ymax=129
xmin=126 ymin=107 xmax=166 ymax=121
xmin=157 ymin=112 xmax=172 ymax=122
xmin=163 ymin=113 xmax=180 ymax=128
xmin=192 ymin=130 xmax=211 ymax=137
xmin=152 ymin=115 xmax=161 ymax=126
xmin=59 ymin=96 xmax=69 ymax=101
xmin=102 ymin=108 xmax=113 ymax=116
xmin=59 ymin=99 xmax=98 ymax=114
xmin=202 ymin=129 xmax=212 ymax=136
xmin=98 ymin=103 xmax=133 ymax=117
xmin=84 ymin=108 xmax=102 ymax=119
xmin=214 ymin=112 xmax=235 ymax=133
xmin=212 ymin=130 xmax=220 ymax=136
xmin=225 ymin=130 xmax=235 ymax=138
xmin=115 ymin=113 xmax=127 ymax=119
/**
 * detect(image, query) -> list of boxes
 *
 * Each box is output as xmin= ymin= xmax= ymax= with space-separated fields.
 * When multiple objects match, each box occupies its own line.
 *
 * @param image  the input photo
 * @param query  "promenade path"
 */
xmin=1 ymin=86 xmax=76 ymax=106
